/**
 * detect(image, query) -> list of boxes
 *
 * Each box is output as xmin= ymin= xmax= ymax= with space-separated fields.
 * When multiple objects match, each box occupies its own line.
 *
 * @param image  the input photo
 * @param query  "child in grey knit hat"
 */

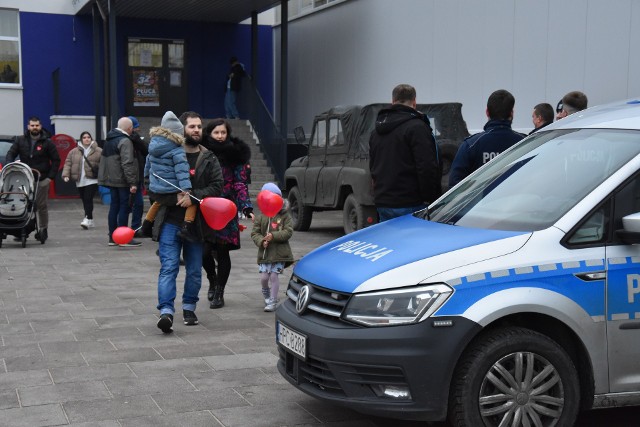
xmin=140 ymin=111 xmax=197 ymax=241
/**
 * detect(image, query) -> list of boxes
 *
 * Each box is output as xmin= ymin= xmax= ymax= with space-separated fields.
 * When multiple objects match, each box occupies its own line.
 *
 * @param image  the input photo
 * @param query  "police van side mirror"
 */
xmin=616 ymin=212 xmax=640 ymax=244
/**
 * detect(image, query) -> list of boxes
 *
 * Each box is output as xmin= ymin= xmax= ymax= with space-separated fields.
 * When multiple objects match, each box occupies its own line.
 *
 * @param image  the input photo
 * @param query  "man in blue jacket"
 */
xmin=449 ymin=89 xmax=525 ymax=188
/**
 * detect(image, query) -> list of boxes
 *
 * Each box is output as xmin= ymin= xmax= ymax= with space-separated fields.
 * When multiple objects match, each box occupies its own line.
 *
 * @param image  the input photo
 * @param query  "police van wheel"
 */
xmin=288 ymin=186 xmax=312 ymax=231
xmin=448 ymin=327 xmax=580 ymax=427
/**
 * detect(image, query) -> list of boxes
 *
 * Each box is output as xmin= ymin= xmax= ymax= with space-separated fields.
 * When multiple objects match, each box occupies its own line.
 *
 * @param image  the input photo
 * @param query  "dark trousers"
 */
xmin=202 ymin=242 xmax=231 ymax=288
xmin=77 ymin=184 xmax=98 ymax=219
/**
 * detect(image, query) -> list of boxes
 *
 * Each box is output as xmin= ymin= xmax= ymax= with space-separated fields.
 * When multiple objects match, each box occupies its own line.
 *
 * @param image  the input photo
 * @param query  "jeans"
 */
xmin=377 ymin=204 xmax=428 ymax=223
xmin=108 ymin=187 xmax=131 ymax=237
xmin=224 ymin=90 xmax=240 ymax=119
xmin=129 ymin=182 xmax=144 ymax=230
xmin=157 ymin=222 xmax=203 ymax=315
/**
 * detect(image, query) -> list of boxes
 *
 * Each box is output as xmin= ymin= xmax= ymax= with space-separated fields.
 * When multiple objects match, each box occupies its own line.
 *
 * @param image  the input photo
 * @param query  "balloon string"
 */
xmin=151 ymin=172 xmax=202 ymax=202
xmin=262 ymin=220 xmax=270 ymax=259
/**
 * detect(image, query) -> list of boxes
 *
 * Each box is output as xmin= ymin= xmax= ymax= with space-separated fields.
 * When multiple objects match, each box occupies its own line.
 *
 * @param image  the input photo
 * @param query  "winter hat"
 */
xmin=261 ymin=182 xmax=282 ymax=196
xmin=129 ymin=116 xmax=140 ymax=130
xmin=161 ymin=111 xmax=184 ymax=136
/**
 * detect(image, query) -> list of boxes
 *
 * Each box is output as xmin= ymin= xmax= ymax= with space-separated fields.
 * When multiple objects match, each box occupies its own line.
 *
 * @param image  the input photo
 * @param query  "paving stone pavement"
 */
xmin=0 ymin=198 xmax=433 ymax=427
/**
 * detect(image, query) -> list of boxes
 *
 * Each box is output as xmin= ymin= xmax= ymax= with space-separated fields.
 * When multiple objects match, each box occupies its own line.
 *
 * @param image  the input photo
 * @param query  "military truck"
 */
xmin=284 ymin=103 xmax=469 ymax=234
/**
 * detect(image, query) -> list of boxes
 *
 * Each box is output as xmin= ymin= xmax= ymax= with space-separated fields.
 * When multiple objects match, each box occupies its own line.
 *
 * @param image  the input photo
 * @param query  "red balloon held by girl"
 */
xmin=256 ymin=190 xmax=283 ymax=217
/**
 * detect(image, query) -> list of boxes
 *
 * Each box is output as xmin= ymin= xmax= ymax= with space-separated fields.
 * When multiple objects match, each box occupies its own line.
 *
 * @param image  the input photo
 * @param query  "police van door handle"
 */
xmin=574 ymin=271 xmax=606 ymax=281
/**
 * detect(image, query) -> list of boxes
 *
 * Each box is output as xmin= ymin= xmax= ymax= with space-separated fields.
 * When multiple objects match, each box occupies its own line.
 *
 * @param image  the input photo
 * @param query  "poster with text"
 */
xmin=133 ymin=69 xmax=160 ymax=106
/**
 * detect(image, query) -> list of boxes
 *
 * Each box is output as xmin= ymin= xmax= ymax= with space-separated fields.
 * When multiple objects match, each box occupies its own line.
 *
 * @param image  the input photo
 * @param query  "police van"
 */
xmin=275 ymin=99 xmax=640 ymax=426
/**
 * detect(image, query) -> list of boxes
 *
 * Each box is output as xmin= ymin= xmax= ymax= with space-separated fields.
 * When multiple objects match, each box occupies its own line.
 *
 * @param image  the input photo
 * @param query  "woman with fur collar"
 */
xmin=201 ymin=118 xmax=254 ymax=308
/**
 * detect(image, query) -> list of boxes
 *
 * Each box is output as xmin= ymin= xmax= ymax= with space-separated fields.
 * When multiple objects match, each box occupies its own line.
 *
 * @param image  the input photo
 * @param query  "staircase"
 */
xmin=226 ymin=119 xmax=278 ymax=198
xmin=133 ymin=117 xmax=279 ymax=198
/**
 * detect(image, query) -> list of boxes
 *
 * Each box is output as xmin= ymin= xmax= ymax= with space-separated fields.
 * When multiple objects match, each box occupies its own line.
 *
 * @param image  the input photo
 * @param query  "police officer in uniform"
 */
xmin=448 ymin=89 xmax=525 ymax=188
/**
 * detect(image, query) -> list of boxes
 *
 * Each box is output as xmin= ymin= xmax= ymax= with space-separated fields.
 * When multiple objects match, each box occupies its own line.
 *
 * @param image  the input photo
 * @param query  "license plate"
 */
xmin=277 ymin=321 xmax=307 ymax=359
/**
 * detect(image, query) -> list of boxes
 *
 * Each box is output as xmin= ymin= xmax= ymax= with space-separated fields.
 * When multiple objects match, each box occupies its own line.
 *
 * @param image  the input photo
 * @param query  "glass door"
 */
xmin=126 ymin=39 xmax=187 ymax=117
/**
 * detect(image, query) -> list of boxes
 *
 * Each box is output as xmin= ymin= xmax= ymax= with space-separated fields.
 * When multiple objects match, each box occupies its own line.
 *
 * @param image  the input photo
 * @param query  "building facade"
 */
xmin=0 ymin=0 xmax=274 ymax=138
xmin=275 ymin=0 xmax=640 ymax=134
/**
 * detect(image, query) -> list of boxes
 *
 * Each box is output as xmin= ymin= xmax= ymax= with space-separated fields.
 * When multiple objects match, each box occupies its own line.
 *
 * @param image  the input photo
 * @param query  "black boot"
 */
xmin=207 ymin=274 xmax=217 ymax=302
xmin=210 ymin=285 xmax=225 ymax=309
xmin=177 ymin=221 xmax=198 ymax=242
xmin=139 ymin=219 xmax=153 ymax=238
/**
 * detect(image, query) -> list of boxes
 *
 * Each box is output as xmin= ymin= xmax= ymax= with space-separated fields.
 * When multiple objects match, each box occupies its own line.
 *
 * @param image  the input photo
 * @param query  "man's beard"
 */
xmin=185 ymin=135 xmax=200 ymax=147
xmin=30 ymin=130 xmax=41 ymax=138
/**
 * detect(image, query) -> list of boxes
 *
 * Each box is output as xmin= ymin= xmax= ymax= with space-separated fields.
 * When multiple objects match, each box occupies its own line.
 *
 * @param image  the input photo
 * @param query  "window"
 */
xmin=278 ymin=0 xmax=347 ymax=23
xmin=0 ymin=9 xmax=20 ymax=85
xmin=328 ymin=119 xmax=344 ymax=147
xmin=312 ymin=120 xmax=327 ymax=148
xmin=128 ymin=41 xmax=163 ymax=67
xmin=429 ymin=129 xmax=640 ymax=231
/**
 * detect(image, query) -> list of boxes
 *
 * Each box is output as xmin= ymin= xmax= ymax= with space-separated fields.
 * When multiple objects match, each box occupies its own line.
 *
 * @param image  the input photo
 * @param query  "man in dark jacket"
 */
xmin=529 ymin=102 xmax=554 ymax=135
xmin=448 ymin=89 xmax=525 ymax=187
xmin=127 ymin=116 xmax=148 ymax=235
xmin=6 ymin=116 xmax=60 ymax=242
xmin=98 ymin=117 xmax=140 ymax=246
xmin=369 ymin=84 xmax=441 ymax=222
xmin=153 ymin=111 xmax=223 ymax=333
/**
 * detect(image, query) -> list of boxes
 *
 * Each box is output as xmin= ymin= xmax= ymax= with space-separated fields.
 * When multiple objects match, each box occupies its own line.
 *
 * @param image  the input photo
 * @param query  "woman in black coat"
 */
xmin=201 ymin=119 xmax=254 ymax=308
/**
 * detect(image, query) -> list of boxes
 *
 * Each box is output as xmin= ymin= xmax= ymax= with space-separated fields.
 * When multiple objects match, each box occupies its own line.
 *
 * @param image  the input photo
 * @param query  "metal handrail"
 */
xmin=237 ymin=77 xmax=286 ymax=185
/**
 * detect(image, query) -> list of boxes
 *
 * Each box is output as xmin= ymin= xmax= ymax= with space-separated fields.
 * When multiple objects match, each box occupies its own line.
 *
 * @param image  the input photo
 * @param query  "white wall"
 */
xmin=277 ymin=0 xmax=640 ymax=135
xmin=0 ymin=0 xmax=82 ymax=15
xmin=0 ymin=88 xmax=23 ymax=135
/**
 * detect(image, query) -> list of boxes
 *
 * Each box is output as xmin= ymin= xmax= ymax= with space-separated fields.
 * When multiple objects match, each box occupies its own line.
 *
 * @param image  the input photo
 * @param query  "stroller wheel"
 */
xmin=21 ymin=235 xmax=26 ymax=248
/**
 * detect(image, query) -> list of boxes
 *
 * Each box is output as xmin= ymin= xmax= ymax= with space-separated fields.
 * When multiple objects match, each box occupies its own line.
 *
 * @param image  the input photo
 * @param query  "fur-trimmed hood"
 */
xmin=203 ymin=136 xmax=251 ymax=167
xmin=149 ymin=126 xmax=185 ymax=146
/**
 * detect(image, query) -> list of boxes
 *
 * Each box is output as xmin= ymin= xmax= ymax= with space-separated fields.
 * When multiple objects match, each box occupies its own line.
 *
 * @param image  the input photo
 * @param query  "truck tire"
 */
xmin=288 ymin=186 xmax=312 ymax=231
xmin=343 ymin=194 xmax=376 ymax=234
xmin=449 ymin=327 xmax=580 ymax=427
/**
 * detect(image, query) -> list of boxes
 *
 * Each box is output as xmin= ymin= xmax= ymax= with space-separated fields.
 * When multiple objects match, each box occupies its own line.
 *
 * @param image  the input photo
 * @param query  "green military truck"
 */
xmin=284 ymin=103 xmax=469 ymax=234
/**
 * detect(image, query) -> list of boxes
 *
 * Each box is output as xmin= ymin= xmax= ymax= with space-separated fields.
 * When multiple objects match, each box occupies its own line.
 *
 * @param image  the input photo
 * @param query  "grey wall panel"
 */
xmin=280 ymin=0 xmax=640 ymax=136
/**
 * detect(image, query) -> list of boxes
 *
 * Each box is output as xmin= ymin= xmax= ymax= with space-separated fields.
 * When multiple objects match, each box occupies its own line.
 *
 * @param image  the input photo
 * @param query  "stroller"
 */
xmin=0 ymin=162 xmax=44 ymax=247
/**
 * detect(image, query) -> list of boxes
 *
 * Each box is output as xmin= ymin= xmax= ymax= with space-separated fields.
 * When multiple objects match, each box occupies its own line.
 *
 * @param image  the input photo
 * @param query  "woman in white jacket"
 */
xmin=62 ymin=131 xmax=102 ymax=229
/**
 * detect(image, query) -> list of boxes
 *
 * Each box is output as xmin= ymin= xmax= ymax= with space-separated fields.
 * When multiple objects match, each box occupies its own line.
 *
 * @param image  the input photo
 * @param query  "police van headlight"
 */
xmin=343 ymin=284 xmax=453 ymax=327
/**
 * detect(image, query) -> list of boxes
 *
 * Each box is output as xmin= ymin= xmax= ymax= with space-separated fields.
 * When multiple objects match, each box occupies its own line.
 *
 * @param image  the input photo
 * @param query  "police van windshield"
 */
xmin=427 ymin=129 xmax=640 ymax=231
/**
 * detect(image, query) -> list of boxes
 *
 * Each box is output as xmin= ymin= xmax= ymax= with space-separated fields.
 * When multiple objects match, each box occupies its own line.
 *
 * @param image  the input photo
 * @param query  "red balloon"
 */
xmin=257 ymin=190 xmax=284 ymax=217
xmin=112 ymin=226 xmax=134 ymax=245
xmin=200 ymin=197 xmax=237 ymax=230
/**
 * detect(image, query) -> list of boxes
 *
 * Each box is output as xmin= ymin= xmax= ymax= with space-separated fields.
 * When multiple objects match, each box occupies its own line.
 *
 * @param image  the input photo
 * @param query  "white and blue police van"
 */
xmin=275 ymin=99 xmax=640 ymax=426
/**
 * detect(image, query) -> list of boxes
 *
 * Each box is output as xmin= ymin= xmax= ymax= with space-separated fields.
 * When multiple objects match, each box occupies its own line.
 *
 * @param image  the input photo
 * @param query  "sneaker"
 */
xmin=38 ymin=228 xmax=48 ymax=242
xmin=261 ymin=288 xmax=271 ymax=304
xmin=87 ymin=219 xmax=95 ymax=228
xmin=183 ymin=310 xmax=198 ymax=326
xmin=264 ymin=297 xmax=278 ymax=312
xmin=80 ymin=217 xmax=90 ymax=229
xmin=108 ymin=237 xmax=117 ymax=246
xmin=119 ymin=239 xmax=142 ymax=247
xmin=157 ymin=313 xmax=174 ymax=333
